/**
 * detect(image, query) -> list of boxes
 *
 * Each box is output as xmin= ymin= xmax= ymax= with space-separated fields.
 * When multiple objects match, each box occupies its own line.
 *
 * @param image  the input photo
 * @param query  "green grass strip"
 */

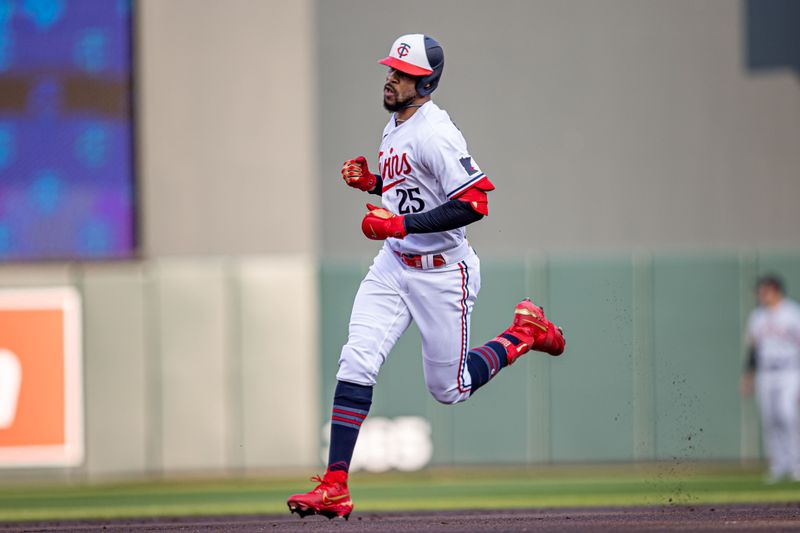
xmin=0 ymin=466 xmax=798 ymax=522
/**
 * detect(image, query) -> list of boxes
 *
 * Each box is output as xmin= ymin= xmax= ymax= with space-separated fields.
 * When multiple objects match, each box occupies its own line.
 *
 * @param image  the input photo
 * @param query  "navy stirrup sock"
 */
xmin=466 ymin=338 xmax=513 ymax=394
xmin=327 ymin=380 xmax=373 ymax=473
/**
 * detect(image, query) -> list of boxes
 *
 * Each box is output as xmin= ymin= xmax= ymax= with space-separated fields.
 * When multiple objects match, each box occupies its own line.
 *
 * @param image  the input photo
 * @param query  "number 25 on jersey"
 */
xmin=396 ymin=187 xmax=425 ymax=214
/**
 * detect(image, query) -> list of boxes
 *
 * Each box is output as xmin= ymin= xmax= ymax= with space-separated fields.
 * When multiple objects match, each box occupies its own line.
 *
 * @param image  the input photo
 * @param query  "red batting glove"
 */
xmin=361 ymin=204 xmax=406 ymax=240
xmin=342 ymin=156 xmax=377 ymax=192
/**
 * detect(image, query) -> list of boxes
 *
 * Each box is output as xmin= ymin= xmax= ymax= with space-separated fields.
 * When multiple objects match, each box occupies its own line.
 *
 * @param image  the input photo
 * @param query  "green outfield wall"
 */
xmin=320 ymin=252 xmax=800 ymax=467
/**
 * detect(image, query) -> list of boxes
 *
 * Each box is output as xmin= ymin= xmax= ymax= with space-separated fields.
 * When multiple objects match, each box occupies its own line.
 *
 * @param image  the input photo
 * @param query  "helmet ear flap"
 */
xmin=416 ymin=80 xmax=434 ymax=97
xmin=416 ymin=36 xmax=443 ymax=97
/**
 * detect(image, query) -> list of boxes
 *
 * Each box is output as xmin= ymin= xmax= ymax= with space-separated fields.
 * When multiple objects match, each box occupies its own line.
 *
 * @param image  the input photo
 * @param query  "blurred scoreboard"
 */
xmin=0 ymin=0 xmax=135 ymax=260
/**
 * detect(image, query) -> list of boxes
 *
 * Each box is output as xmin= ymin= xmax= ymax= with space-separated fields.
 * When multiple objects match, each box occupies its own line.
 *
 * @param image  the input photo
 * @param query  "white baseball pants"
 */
xmin=756 ymin=370 xmax=800 ymax=480
xmin=337 ymin=244 xmax=481 ymax=404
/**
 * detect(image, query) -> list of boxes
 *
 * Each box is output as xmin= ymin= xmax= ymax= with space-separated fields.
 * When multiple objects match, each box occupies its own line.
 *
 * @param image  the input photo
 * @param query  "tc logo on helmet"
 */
xmin=396 ymin=42 xmax=410 ymax=57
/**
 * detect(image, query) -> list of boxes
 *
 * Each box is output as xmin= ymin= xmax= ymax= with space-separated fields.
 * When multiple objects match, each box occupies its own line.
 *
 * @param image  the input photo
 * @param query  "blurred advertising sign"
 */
xmin=321 ymin=417 xmax=433 ymax=472
xmin=0 ymin=288 xmax=83 ymax=467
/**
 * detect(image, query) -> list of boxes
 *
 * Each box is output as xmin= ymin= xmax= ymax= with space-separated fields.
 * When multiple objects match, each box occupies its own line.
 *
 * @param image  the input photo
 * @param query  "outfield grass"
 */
xmin=0 ymin=464 xmax=798 ymax=522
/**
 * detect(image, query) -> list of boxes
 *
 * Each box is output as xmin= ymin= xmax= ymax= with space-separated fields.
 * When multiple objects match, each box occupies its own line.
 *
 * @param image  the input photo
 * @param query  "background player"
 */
xmin=287 ymin=34 xmax=565 ymax=520
xmin=740 ymin=275 xmax=800 ymax=483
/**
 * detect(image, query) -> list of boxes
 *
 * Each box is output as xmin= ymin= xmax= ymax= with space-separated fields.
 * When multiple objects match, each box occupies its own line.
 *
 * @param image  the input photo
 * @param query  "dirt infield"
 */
xmin=3 ymin=504 xmax=800 ymax=533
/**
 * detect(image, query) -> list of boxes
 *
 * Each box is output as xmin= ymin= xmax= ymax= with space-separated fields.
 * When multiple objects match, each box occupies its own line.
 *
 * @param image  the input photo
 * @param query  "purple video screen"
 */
xmin=0 ymin=0 xmax=135 ymax=260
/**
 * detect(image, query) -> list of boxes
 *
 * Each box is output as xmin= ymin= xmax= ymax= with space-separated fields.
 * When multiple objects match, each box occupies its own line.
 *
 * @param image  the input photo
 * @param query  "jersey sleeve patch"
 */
xmin=460 ymin=157 xmax=480 ymax=176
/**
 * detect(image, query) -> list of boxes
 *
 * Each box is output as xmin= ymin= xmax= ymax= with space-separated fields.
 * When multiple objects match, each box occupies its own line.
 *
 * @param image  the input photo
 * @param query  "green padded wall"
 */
xmin=652 ymin=256 xmax=742 ymax=460
xmin=548 ymin=258 xmax=635 ymax=462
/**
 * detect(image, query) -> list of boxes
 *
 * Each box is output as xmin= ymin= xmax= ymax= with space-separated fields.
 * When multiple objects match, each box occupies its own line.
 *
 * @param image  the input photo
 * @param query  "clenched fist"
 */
xmin=361 ymin=204 xmax=406 ymax=240
xmin=342 ymin=156 xmax=377 ymax=192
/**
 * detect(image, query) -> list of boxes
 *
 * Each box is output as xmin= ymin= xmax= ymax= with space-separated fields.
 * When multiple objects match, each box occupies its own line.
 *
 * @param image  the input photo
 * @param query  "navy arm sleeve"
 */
xmin=368 ymin=174 xmax=383 ymax=196
xmin=404 ymin=199 xmax=483 ymax=234
xmin=745 ymin=346 xmax=757 ymax=372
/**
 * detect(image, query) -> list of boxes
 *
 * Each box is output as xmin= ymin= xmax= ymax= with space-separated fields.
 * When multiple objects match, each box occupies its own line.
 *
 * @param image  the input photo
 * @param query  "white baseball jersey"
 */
xmin=378 ymin=101 xmax=488 ymax=254
xmin=747 ymin=299 xmax=800 ymax=372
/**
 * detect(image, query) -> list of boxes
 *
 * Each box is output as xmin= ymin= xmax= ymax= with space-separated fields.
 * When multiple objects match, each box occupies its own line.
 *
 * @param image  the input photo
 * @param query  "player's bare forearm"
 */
xmin=740 ymin=371 xmax=755 ymax=397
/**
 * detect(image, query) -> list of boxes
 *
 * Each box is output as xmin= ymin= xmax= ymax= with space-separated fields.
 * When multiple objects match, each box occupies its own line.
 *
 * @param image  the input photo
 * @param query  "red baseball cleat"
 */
xmin=495 ymin=298 xmax=565 ymax=363
xmin=287 ymin=469 xmax=353 ymax=520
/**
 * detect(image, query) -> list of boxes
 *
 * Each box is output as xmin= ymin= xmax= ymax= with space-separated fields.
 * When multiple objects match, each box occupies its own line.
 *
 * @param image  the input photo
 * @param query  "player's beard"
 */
xmin=383 ymin=90 xmax=417 ymax=112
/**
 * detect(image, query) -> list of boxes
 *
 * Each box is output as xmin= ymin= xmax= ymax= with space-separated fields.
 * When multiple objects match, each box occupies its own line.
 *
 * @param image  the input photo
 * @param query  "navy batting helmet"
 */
xmin=379 ymin=34 xmax=444 ymax=96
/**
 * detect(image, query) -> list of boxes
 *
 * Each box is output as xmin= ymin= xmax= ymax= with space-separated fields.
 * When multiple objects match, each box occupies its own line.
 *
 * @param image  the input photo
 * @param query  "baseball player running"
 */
xmin=288 ymin=34 xmax=566 ymax=519
xmin=740 ymin=275 xmax=800 ymax=483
